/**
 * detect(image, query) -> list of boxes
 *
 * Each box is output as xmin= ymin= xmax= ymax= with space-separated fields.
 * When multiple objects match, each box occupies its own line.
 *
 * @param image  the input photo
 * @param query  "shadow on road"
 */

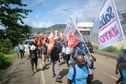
xmin=60 ymin=69 xmax=68 ymax=79
xmin=92 ymin=80 xmax=103 ymax=84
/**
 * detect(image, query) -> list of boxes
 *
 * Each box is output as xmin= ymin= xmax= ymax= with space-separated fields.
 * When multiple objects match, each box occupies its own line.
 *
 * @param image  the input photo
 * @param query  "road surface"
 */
xmin=0 ymin=53 xmax=118 ymax=84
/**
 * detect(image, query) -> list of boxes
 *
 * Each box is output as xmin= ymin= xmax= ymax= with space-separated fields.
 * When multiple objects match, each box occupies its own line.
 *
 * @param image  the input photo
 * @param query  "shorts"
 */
xmin=30 ymin=58 xmax=37 ymax=65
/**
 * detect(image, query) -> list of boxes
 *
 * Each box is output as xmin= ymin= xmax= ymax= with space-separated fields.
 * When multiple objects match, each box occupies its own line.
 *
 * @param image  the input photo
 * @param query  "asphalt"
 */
xmin=0 ymin=53 xmax=119 ymax=84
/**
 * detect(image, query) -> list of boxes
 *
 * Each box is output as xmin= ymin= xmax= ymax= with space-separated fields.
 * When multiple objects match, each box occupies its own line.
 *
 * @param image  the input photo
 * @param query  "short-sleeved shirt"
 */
xmin=15 ymin=46 xmax=20 ymax=52
xmin=68 ymin=64 xmax=89 ymax=84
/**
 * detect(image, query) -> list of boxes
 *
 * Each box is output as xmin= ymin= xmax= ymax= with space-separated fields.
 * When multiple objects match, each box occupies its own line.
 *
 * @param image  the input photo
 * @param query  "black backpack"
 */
xmin=30 ymin=50 xmax=37 ymax=59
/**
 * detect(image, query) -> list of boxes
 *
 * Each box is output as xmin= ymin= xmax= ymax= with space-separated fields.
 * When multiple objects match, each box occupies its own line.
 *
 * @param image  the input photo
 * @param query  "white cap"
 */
xmin=30 ymin=45 xmax=36 ymax=50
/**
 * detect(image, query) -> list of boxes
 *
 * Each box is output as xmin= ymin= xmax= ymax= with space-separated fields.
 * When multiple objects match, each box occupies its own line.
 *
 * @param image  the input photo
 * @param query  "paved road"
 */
xmin=0 ymin=53 xmax=118 ymax=84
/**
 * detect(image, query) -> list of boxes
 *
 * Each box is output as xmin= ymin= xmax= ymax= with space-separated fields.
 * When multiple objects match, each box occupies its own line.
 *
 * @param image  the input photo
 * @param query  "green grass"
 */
xmin=0 ymin=53 xmax=13 ymax=70
xmin=93 ymin=45 xmax=123 ymax=56
xmin=9 ymin=48 xmax=16 ymax=54
xmin=102 ymin=46 xmax=123 ymax=56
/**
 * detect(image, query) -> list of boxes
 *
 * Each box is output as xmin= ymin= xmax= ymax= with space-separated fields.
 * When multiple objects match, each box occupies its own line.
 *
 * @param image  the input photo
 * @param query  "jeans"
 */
xmin=122 ymin=70 xmax=126 ymax=84
xmin=51 ymin=61 xmax=60 ymax=77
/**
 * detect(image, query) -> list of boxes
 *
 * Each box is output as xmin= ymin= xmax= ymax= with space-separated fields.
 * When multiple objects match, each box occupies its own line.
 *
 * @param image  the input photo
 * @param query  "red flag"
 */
xmin=47 ymin=32 xmax=56 ymax=54
xmin=67 ymin=32 xmax=80 ymax=48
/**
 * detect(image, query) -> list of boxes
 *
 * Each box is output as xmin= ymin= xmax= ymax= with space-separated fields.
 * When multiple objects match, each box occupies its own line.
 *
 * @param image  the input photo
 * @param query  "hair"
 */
xmin=75 ymin=52 xmax=83 ymax=60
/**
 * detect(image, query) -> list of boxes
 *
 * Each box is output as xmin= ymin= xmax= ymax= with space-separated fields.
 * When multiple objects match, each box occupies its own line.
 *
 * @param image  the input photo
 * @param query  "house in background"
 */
xmin=77 ymin=22 xmax=93 ymax=42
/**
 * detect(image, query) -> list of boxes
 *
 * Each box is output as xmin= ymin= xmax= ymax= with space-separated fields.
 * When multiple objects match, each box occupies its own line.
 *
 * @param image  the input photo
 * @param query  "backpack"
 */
xmin=30 ymin=50 xmax=36 ymax=59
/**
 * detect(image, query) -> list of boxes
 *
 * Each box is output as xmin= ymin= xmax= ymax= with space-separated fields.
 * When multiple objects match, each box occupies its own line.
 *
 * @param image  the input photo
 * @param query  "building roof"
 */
xmin=77 ymin=22 xmax=93 ymax=28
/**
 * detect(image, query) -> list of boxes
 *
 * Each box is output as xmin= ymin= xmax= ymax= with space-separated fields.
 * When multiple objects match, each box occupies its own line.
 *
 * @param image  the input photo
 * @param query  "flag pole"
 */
xmin=69 ymin=17 xmax=92 ymax=65
xmin=111 ymin=0 xmax=126 ymax=48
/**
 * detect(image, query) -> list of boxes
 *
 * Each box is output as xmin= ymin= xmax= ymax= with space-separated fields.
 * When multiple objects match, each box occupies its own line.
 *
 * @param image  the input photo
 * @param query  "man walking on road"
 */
xmin=19 ymin=42 xmax=24 ymax=59
xmin=50 ymin=42 xmax=62 ymax=83
xmin=15 ymin=44 xmax=20 ymax=58
xmin=41 ymin=44 xmax=47 ymax=70
xmin=24 ymin=42 xmax=30 ymax=59
xmin=115 ymin=48 xmax=126 ymax=84
xmin=29 ymin=42 xmax=38 ymax=74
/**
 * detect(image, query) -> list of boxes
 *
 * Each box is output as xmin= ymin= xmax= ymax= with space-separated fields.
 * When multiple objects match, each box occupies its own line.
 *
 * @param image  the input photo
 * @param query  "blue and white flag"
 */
xmin=95 ymin=0 xmax=124 ymax=49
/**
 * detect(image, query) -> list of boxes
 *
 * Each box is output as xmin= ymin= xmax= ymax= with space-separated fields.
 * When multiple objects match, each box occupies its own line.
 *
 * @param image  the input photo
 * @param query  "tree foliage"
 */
xmin=0 ymin=0 xmax=32 ymax=47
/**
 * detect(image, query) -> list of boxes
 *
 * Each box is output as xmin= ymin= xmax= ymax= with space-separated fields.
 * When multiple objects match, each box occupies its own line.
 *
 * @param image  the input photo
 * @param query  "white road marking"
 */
xmin=103 ymin=72 xmax=118 ymax=80
xmin=39 ymin=59 xmax=45 ymax=84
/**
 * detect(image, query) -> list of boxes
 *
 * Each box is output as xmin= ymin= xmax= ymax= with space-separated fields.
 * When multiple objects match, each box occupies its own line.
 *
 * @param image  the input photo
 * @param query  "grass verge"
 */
xmin=0 ymin=53 xmax=13 ymax=70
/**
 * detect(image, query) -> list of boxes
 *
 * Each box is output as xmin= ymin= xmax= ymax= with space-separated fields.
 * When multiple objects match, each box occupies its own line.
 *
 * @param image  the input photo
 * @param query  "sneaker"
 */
xmin=56 ymin=77 xmax=62 ymax=83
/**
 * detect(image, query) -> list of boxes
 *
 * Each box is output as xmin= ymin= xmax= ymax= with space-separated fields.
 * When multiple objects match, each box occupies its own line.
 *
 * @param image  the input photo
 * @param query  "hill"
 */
xmin=48 ymin=24 xmax=66 ymax=32
xmin=31 ymin=24 xmax=66 ymax=34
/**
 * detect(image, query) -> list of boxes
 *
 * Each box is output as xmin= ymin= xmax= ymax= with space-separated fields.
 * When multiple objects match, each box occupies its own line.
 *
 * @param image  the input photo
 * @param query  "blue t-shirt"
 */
xmin=68 ymin=64 xmax=89 ymax=84
xmin=15 ymin=46 xmax=20 ymax=52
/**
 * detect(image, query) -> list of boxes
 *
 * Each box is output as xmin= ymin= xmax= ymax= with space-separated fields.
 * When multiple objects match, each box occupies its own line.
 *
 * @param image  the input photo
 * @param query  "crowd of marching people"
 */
xmin=14 ymin=31 xmax=97 ymax=84
xmin=14 ymin=31 xmax=126 ymax=84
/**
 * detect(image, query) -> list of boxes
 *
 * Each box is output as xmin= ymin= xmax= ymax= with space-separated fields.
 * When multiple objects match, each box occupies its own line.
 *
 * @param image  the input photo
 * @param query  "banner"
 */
xmin=65 ymin=21 xmax=82 ymax=48
xmin=67 ymin=32 xmax=80 ymax=48
xmin=98 ymin=0 xmax=124 ymax=49
xmin=47 ymin=32 xmax=56 ymax=54
xmin=64 ymin=22 xmax=76 ymax=38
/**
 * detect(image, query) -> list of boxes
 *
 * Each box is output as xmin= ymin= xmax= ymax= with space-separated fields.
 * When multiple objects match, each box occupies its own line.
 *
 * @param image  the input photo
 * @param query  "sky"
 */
xmin=1 ymin=0 xmax=126 ymax=29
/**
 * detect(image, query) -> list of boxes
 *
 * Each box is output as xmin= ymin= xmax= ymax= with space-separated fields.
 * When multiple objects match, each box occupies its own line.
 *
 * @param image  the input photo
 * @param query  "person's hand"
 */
xmin=115 ymin=70 xmax=118 ymax=75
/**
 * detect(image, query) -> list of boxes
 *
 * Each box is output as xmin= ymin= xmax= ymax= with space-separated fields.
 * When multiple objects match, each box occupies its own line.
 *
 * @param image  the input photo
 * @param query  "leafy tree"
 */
xmin=0 ymin=0 xmax=32 ymax=46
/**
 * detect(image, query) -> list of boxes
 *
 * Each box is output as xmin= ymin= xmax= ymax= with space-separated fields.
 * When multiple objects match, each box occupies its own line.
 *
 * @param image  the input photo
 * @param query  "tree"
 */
xmin=0 ymin=0 xmax=32 ymax=46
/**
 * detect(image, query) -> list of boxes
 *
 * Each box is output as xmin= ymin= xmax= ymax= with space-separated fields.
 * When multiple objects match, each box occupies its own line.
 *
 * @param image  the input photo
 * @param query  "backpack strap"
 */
xmin=72 ymin=65 xmax=76 ymax=82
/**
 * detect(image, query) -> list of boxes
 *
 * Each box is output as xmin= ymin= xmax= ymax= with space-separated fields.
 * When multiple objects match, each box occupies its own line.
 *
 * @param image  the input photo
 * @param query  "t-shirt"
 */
xmin=29 ymin=49 xmax=37 ymax=59
xmin=68 ymin=64 xmax=89 ymax=84
xmin=65 ymin=46 xmax=73 ymax=54
xmin=19 ymin=44 xmax=24 ymax=50
xmin=15 ymin=46 xmax=20 ymax=52
xmin=50 ymin=46 xmax=60 ymax=61
xmin=24 ymin=44 xmax=30 ymax=51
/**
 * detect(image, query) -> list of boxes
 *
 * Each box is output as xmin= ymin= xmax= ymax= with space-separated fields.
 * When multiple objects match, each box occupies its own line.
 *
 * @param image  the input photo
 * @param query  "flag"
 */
xmin=47 ymin=31 xmax=56 ymax=54
xmin=64 ymin=22 xmax=76 ymax=38
xmin=65 ymin=21 xmax=82 ymax=48
xmin=67 ymin=32 xmax=80 ymax=48
xmin=96 ymin=0 xmax=125 ymax=49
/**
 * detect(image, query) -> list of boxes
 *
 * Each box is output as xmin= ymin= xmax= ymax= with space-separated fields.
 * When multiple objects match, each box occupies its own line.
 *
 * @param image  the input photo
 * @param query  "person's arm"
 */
xmin=67 ymin=79 xmax=72 ymax=84
xmin=115 ymin=62 xmax=119 ymax=75
xmin=67 ymin=68 xmax=74 ymax=84
xmin=115 ymin=58 xmax=120 ymax=75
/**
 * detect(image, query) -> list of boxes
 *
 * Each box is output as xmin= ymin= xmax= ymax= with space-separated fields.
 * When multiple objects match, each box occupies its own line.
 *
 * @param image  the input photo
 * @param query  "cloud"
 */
xmin=48 ymin=0 xmax=104 ymax=22
xmin=28 ymin=0 xmax=47 ymax=8
xmin=24 ymin=0 xmax=126 ymax=28
xmin=32 ymin=21 xmax=53 ymax=28
xmin=115 ymin=0 xmax=126 ymax=12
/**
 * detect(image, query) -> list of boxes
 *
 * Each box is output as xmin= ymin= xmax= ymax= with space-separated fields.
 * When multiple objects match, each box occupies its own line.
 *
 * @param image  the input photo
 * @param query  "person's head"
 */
xmin=76 ymin=53 xmax=86 ymax=67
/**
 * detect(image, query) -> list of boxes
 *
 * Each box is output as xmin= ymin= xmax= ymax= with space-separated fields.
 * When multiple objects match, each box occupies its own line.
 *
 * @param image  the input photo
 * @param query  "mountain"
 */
xmin=48 ymin=24 xmax=66 ymax=32
xmin=31 ymin=24 xmax=66 ymax=34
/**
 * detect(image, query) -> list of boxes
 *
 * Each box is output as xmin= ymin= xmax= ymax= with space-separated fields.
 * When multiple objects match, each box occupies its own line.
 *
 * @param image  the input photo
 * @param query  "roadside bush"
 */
xmin=0 ymin=53 xmax=13 ymax=69
xmin=93 ymin=44 xmax=99 ymax=50
xmin=103 ymin=46 xmax=120 ymax=54
xmin=0 ymin=39 xmax=13 ymax=54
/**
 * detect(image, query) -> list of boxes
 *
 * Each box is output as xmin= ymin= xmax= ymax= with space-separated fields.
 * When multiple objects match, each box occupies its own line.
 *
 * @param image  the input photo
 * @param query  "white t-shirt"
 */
xmin=24 ymin=44 xmax=30 ymax=51
xmin=65 ymin=46 xmax=73 ymax=54
xmin=19 ymin=44 xmax=24 ymax=50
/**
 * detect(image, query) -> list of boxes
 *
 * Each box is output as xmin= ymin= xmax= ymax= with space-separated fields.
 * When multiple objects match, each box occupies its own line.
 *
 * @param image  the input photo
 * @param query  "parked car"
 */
xmin=23 ymin=39 xmax=34 ymax=45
